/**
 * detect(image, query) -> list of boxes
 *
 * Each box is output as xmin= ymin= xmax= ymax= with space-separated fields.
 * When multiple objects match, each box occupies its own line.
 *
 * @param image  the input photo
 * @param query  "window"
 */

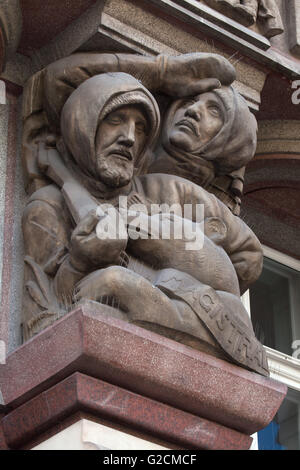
xmin=249 ymin=246 xmax=300 ymax=450
xmin=250 ymin=255 xmax=300 ymax=356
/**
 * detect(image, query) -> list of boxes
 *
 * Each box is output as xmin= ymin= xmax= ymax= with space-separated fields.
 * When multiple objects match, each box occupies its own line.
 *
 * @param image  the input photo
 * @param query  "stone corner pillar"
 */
xmin=0 ymin=305 xmax=287 ymax=450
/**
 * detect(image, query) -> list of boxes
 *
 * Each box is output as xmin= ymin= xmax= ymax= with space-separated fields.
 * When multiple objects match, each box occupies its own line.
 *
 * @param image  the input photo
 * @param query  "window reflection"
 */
xmin=250 ymin=258 xmax=300 ymax=356
xmin=258 ymin=389 xmax=300 ymax=450
xmin=250 ymin=256 xmax=300 ymax=450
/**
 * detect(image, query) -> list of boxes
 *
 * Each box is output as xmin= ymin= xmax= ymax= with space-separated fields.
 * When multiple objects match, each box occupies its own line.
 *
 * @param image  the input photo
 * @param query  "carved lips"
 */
xmin=107 ymin=148 xmax=133 ymax=161
xmin=176 ymin=118 xmax=199 ymax=137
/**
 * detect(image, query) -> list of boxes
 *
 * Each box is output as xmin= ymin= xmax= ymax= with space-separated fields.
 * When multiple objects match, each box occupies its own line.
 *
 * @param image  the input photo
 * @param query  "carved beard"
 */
xmin=96 ymin=154 xmax=134 ymax=188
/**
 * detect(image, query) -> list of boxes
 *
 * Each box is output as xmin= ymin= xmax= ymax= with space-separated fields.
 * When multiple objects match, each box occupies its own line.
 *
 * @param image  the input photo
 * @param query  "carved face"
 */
xmin=95 ymin=104 xmax=149 ymax=188
xmin=167 ymin=92 xmax=225 ymax=154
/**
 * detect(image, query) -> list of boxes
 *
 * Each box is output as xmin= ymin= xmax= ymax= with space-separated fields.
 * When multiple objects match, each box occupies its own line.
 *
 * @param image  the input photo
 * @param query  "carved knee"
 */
xmin=101 ymin=266 xmax=125 ymax=293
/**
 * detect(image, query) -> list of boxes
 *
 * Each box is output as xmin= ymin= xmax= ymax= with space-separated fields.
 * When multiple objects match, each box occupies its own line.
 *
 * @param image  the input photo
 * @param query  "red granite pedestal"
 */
xmin=0 ymin=306 xmax=287 ymax=450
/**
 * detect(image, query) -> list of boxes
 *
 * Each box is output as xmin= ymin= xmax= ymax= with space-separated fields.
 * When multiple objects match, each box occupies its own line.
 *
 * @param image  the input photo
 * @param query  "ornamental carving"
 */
xmin=204 ymin=0 xmax=284 ymax=38
xmin=21 ymin=52 xmax=268 ymax=376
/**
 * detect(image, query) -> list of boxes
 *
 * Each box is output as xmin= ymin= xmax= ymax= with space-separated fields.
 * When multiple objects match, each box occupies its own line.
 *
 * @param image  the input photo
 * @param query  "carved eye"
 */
xmin=105 ymin=115 xmax=122 ymax=125
xmin=135 ymin=121 xmax=147 ymax=135
xmin=181 ymin=99 xmax=195 ymax=108
xmin=208 ymin=106 xmax=221 ymax=118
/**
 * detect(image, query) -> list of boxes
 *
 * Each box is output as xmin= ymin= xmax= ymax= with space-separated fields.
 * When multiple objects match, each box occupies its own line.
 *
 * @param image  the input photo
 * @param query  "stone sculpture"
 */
xmin=23 ymin=52 xmax=247 ymax=213
xmin=204 ymin=0 xmax=284 ymax=38
xmin=148 ymin=85 xmax=257 ymax=214
xmin=21 ymin=53 xmax=269 ymax=376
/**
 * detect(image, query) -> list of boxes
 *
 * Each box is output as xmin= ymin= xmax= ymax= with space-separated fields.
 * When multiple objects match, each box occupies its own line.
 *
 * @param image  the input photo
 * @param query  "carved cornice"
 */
xmin=99 ymin=5 xmax=266 ymax=110
xmin=256 ymin=120 xmax=300 ymax=155
xmin=145 ymin=0 xmax=300 ymax=77
xmin=203 ymin=0 xmax=284 ymax=39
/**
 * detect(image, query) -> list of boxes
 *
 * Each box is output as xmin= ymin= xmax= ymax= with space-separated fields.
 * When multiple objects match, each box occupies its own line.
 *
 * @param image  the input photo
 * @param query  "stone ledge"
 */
xmin=1 ymin=372 xmax=251 ymax=450
xmin=0 ymin=305 xmax=287 ymax=436
xmin=152 ymin=0 xmax=271 ymax=50
xmin=135 ymin=0 xmax=300 ymax=77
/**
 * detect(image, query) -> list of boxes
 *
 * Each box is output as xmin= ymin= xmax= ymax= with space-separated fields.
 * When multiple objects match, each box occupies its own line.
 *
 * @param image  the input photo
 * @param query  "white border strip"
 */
xmin=262 ymin=245 xmax=300 ymax=272
xmin=266 ymin=346 xmax=300 ymax=391
xmin=0 ymin=340 xmax=6 ymax=364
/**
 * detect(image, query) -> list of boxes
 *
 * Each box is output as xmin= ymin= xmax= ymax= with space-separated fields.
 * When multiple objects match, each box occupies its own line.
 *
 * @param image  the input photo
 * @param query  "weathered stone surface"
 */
xmin=17 ymin=0 xmax=97 ymax=56
xmin=256 ymin=120 xmax=300 ymax=155
xmin=242 ymin=156 xmax=300 ymax=260
xmin=0 ymin=307 xmax=287 ymax=435
xmin=1 ymin=372 xmax=252 ymax=450
xmin=203 ymin=0 xmax=284 ymax=38
xmin=20 ymin=52 xmax=267 ymax=375
xmin=103 ymin=0 xmax=268 ymax=107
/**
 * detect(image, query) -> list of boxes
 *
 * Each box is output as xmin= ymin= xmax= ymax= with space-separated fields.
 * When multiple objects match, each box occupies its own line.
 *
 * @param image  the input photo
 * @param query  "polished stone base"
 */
xmin=0 ymin=305 xmax=287 ymax=450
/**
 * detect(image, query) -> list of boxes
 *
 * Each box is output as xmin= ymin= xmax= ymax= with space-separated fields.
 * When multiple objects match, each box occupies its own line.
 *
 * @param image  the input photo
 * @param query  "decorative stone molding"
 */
xmin=100 ymin=4 xmax=267 ymax=110
xmin=1 ymin=0 xmax=267 ymax=110
xmin=1 ymin=0 xmax=299 ymax=90
xmin=145 ymin=0 xmax=299 ymax=77
xmin=203 ymin=0 xmax=284 ymax=38
xmin=150 ymin=0 xmax=271 ymax=49
xmin=96 ymin=13 xmax=177 ymax=56
xmin=256 ymin=120 xmax=300 ymax=155
xmin=242 ymin=155 xmax=300 ymax=260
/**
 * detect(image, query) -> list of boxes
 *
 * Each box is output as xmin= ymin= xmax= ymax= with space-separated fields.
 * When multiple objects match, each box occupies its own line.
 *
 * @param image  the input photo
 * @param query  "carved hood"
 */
xmin=60 ymin=72 xmax=161 ymax=181
xmin=154 ymin=86 xmax=257 ymax=181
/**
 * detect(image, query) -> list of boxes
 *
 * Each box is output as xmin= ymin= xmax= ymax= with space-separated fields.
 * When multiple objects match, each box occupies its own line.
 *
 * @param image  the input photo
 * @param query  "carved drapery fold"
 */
xmin=20 ymin=52 xmax=268 ymax=376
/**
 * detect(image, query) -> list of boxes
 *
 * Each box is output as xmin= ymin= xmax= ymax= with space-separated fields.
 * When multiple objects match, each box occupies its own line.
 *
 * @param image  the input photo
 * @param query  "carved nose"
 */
xmin=185 ymin=104 xmax=201 ymax=121
xmin=119 ymin=135 xmax=134 ymax=147
xmin=119 ymin=122 xmax=135 ymax=147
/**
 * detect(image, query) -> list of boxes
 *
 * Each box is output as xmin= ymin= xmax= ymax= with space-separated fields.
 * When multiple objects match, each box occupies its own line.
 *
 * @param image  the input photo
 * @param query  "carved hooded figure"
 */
xmin=22 ymin=71 xmax=268 ymax=375
xmin=22 ymin=73 xmax=161 ymax=339
xmin=149 ymin=86 xmax=257 ymax=187
xmin=59 ymin=72 xmax=161 ymax=198
xmin=148 ymin=85 xmax=257 ymax=215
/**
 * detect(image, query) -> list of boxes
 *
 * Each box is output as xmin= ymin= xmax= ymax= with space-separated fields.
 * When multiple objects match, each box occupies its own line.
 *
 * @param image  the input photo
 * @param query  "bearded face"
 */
xmin=61 ymin=73 xmax=160 ymax=190
xmin=95 ymin=104 xmax=149 ymax=188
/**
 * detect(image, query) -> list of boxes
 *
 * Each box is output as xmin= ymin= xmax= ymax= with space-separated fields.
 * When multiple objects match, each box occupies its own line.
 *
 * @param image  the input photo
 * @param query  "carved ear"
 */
xmin=204 ymin=217 xmax=227 ymax=245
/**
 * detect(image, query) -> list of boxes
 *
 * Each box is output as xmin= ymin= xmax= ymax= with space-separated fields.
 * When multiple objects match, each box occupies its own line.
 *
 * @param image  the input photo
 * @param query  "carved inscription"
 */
xmin=21 ymin=52 xmax=268 ymax=376
xmin=199 ymin=290 xmax=269 ymax=375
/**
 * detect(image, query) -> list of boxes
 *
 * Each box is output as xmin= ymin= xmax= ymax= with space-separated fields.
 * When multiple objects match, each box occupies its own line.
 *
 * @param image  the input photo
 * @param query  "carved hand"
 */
xmin=160 ymin=52 xmax=236 ymax=97
xmin=69 ymin=209 xmax=128 ymax=272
